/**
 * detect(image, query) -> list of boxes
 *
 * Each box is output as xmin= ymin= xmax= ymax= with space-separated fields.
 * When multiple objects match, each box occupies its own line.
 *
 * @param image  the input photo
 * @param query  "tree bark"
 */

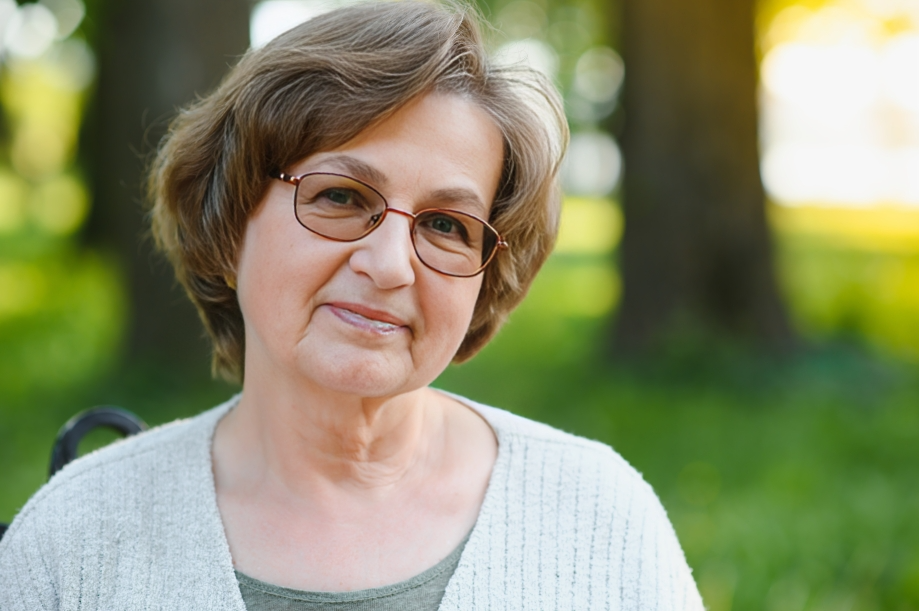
xmin=83 ymin=0 xmax=250 ymax=367
xmin=613 ymin=0 xmax=795 ymax=353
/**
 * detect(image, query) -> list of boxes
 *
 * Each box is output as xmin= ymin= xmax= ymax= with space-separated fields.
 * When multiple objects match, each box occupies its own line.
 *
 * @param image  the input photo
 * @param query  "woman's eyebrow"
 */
xmin=320 ymin=154 xmax=389 ymax=187
xmin=428 ymin=187 xmax=489 ymax=215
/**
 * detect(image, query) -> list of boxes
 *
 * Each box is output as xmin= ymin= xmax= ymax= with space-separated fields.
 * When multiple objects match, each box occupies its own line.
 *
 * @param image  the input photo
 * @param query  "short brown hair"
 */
xmin=149 ymin=0 xmax=568 ymax=382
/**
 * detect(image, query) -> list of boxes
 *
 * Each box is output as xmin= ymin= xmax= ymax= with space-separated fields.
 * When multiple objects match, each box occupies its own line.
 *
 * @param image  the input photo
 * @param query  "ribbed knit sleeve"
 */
xmin=0 ymin=499 xmax=60 ymax=610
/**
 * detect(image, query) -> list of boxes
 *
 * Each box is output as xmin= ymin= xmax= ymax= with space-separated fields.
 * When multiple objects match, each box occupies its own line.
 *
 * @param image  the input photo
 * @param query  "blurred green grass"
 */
xmin=2 ymin=233 xmax=919 ymax=611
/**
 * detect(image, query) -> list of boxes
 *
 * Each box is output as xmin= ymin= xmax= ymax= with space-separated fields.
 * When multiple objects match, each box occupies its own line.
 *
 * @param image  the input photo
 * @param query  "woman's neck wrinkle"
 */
xmin=236 ymin=386 xmax=438 ymax=493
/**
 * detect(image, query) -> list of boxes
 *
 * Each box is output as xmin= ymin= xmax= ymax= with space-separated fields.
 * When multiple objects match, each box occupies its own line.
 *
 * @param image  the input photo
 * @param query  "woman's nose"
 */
xmin=348 ymin=209 xmax=417 ymax=289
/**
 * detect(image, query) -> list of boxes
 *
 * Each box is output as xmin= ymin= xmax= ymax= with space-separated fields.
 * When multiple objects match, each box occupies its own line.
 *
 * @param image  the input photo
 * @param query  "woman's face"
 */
xmin=235 ymin=93 xmax=505 ymax=398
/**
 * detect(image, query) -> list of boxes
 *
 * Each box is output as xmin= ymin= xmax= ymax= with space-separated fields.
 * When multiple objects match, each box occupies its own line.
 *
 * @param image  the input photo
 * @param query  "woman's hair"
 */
xmin=149 ymin=0 xmax=568 ymax=382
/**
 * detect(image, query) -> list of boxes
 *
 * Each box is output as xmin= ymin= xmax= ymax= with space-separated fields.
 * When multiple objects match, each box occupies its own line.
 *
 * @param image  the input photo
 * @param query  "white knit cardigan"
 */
xmin=0 ymin=394 xmax=704 ymax=610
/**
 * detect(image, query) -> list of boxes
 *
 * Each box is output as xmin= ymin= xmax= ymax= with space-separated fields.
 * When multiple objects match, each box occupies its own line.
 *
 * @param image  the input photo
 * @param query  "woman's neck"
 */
xmin=213 ymin=379 xmax=446 ymax=500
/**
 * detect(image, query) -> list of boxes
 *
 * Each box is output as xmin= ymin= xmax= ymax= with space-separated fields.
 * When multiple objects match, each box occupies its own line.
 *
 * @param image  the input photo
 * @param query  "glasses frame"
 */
xmin=276 ymin=171 xmax=508 ymax=278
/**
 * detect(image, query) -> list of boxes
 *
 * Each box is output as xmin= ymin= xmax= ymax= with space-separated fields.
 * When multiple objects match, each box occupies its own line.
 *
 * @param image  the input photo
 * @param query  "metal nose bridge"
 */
xmin=371 ymin=207 xmax=421 ymax=238
xmin=382 ymin=207 xmax=418 ymax=223
xmin=365 ymin=206 xmax=419 ymax=252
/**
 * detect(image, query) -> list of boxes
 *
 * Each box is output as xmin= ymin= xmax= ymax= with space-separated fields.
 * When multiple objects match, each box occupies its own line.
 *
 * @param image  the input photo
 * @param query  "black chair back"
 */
xmin=48 ymin=407 xmax=148 ymax=477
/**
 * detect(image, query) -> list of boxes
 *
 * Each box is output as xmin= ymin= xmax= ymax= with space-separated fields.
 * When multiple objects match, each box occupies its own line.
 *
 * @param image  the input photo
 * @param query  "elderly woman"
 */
xmin=0 ymin=2 xmax=703 ymax=609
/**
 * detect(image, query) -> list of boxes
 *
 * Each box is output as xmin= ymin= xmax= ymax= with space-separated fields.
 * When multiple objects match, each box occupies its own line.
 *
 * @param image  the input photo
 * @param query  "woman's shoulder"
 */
xmin=0 ymin=397 xmax=235 ymax=550
xmin=450 ymin=392 xmax=649 ymax=495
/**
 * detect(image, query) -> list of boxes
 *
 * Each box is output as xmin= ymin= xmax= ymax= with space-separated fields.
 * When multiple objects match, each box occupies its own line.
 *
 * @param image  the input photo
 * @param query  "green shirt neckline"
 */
xmin=234 ymin=530 xmax=470 ymax=608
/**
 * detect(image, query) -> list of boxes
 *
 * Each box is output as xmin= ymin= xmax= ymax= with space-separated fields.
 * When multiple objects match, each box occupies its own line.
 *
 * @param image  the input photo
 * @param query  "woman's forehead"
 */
xmin=288 ymin=94 xmax=504 ymax=214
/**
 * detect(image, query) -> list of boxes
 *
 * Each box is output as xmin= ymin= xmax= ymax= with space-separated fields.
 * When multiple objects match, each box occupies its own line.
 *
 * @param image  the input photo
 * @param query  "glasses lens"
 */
xmin=295 ymin=174 xmax=386 ymax=241
xmin=413 ymin=209 xmax=499 ymax=277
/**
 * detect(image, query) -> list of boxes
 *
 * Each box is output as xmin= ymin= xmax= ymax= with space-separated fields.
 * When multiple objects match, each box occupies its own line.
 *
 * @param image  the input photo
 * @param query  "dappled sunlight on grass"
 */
xmin=523 ymin=256 xmax=619 ymax=319
xmin=773 ymin=205 xmax=919 ymax=361
xmin=0 ymin=252 xmax=125 ymax=395
xmin=555 ymin=196 xmax=621 ymax=255
xmin=770 ymin=205 xmax=919 ymax=254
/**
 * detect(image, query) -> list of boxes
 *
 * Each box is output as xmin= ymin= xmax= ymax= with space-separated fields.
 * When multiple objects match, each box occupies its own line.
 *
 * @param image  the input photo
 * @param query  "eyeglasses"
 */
xmin=275 ymin=172 xmax=508 ymax=278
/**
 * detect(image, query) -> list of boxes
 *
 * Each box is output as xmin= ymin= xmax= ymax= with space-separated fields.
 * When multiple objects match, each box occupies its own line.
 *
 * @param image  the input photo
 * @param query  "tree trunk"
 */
xmin=613 ymin=0 xmax=795 ymax=353
xmin=83 ymin=0 xmax=251 ymax=368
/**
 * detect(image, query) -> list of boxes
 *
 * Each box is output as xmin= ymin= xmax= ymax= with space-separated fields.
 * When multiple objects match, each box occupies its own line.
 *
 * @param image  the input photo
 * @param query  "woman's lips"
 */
xmin=326 ymin=303 xmax=408 ymax=335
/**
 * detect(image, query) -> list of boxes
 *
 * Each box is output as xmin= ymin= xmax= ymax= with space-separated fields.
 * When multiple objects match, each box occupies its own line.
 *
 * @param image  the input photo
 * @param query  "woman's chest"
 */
xmin=218 ymin=485 xmax=480 ymax=592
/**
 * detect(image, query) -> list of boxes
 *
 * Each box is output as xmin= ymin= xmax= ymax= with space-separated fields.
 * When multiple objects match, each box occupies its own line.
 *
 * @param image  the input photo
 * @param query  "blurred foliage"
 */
xmin=0 ymin=7 xmax=126 ymax=398
xmin=485 ymin=0 xmax=625 ymax=199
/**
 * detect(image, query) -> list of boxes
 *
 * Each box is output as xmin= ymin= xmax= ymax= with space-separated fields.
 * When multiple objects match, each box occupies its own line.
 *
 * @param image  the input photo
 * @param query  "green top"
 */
xmin=235 ymin=532 xmax=469 ymax=611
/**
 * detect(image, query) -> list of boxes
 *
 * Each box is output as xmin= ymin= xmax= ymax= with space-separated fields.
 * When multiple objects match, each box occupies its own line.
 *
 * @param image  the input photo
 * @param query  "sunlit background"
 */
xmin=2 ymin=0 xmax=919 ymax=609
xmin=760 ymin=0 xmax=919 ymax=207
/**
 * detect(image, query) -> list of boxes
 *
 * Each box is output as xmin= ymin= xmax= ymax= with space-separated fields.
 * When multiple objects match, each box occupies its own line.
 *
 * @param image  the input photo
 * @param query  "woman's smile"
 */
xmin=323 ymin=303 xmax=410 ymax=336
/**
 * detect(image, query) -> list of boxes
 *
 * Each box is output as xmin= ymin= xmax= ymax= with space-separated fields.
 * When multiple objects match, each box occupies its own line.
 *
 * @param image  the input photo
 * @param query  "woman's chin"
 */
xmin=294 ymin=347 xmax=419 ymax=399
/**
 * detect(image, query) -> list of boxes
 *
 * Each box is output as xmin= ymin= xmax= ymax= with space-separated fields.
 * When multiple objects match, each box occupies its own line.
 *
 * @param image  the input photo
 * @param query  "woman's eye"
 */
xmin=431 ymin=216 xmax=457 ymax=234
xmin=420 ymin=213 xmax=471 ymax=244
xmin=324 ymin=188 xmax=355 ymax=205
